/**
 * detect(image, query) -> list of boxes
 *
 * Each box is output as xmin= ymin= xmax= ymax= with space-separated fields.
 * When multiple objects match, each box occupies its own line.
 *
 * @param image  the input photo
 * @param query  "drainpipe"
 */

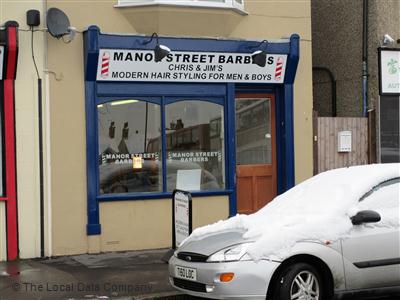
xmin=362 ymin=0 xmax=369 ymax=117
xmin=312 ymin=67 xmax=337 ymax=117
xmin=29 ymin=24 xmax=45 ymax=258
xmin=43 ymin=0 xmax=52 ymax=258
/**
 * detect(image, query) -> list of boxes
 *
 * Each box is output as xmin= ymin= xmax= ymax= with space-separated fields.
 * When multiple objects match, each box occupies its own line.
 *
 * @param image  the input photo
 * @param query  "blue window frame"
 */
xmin=86 ymin=83 xmax=236 ymax=235
xmin=96 ymin=95 xmax=229 ymax=199
xmin=84 ymin=26 xmax=299 ymax=235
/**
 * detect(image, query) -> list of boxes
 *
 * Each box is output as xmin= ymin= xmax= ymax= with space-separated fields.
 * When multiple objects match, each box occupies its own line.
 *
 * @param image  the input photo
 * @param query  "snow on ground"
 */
xmin=186 ymin=163 xmax=400 ymax=260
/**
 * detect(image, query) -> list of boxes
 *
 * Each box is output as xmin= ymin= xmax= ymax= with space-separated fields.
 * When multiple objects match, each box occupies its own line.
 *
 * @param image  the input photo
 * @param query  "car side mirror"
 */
xmin=351 ymin=210 xmax=381 ymax=225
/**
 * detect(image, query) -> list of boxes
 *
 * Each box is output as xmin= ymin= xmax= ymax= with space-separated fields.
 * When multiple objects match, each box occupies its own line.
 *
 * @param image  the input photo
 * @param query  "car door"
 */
xmin=341 ymin=178 xmax=400 ymax=290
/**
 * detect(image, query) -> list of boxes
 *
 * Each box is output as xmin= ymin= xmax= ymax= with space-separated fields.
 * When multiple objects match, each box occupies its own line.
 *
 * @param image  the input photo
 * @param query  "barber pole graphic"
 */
xmin=275 ymin=57 xmax=284 ymax=81
xmin=101 ymin=52 xmax=110 ymax=78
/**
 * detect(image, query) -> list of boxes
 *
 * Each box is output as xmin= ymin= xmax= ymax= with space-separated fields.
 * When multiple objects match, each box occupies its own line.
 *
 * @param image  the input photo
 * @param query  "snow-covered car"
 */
xmin=168 ymin=164 xmax=400 ymax=300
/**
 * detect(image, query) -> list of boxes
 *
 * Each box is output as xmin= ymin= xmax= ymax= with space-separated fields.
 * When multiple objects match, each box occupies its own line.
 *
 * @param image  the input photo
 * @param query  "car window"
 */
xmin=359 ymin=177 xmax=400 ymax=202
xmin=357 ymin=178 xmax=399 ymax=225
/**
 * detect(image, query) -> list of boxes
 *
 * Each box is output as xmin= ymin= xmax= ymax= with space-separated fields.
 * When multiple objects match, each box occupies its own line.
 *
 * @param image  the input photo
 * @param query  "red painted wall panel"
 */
xmin=1 ymin=25 xmax=19 ymax=260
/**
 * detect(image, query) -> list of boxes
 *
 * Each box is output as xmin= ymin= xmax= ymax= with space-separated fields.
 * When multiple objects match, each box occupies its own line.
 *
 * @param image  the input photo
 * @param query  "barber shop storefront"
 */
xmin=1 ymin=0 xmax=314 ymax=260
xmin=84 ymin=26 xmax=299 ymax=242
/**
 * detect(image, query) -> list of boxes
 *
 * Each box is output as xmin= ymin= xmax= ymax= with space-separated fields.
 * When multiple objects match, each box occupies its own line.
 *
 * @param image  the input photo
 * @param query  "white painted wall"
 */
xmin=0 ymin=202 xmax=6 ymax=261
xmin=14 ymin=28 xmax=42 ymax=259
xmin=0 ymin=0 xmax=45 ymax=259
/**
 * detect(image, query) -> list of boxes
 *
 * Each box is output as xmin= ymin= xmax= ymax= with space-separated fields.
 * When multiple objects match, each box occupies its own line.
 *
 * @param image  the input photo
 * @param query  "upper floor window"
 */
xmin=116 ymin=0 xmax=245 ymax=14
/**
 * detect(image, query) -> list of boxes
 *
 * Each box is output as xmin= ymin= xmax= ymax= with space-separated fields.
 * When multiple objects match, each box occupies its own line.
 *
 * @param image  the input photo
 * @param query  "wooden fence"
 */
xmin=314 ymin=115 xmax=368 ymax=174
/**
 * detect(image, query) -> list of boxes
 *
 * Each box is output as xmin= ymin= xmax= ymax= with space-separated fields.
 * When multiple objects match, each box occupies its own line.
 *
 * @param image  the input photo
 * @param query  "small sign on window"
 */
xmin=379 ymin=48 xmax=400 ymax=95
xmin=176 ymin=169 xmax=201 ymax=191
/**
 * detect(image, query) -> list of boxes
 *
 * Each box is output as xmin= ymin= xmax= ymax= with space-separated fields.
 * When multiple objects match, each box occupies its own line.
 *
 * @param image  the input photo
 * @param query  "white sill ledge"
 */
xmin=114 ymin=1 xmax=248 ymax=16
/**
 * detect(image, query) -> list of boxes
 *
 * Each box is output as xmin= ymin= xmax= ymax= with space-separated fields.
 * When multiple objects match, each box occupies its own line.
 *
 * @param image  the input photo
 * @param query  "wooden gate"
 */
xmin=314 ymin=114 xmax=368 ymax=174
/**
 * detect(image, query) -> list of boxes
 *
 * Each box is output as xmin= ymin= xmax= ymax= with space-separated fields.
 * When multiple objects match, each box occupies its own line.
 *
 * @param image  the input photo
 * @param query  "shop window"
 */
xmin=98 ymin=100 xmax=162 ymax=194
xmin=236 ymin=98 xmax=272 ymax=165
xmin=165 ymin=100 xmax=225 ymax=191
xmin=380 ymin=96 xmax=400 ymax=163
xmin=116 ymin=0 xmax=245 ymax=12
xmin=97 ymin=98 xmax=225 ymax=195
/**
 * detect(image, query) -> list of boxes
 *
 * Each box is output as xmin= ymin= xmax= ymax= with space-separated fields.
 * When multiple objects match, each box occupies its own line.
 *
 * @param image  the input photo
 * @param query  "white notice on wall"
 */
xmin=176 ymin=169 xmax=201 ymax=191
xmin=338 ymin=131 xmax=352 ymax=152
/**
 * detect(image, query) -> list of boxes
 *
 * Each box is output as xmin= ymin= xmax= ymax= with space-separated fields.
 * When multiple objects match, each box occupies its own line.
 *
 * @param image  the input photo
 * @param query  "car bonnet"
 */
xmin=177 ymin=229 xmax=252 ymax=257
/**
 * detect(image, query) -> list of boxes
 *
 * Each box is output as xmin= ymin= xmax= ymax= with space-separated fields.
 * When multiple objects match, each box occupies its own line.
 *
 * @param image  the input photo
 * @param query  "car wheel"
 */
xmin=273 ymin=262 xmax=323 ymax=300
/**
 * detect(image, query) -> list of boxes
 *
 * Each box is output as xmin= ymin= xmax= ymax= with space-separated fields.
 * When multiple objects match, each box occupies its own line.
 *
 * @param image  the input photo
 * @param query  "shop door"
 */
xmin=235 ymin=94 xmax=277 ymax=214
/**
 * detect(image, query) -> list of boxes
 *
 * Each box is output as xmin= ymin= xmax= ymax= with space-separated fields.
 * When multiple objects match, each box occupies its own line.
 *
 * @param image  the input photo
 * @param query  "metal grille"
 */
xmin=177 ymin=252 xmax=208 ymax=262
xmin=173 ymin=277 xmax=207 ymax=293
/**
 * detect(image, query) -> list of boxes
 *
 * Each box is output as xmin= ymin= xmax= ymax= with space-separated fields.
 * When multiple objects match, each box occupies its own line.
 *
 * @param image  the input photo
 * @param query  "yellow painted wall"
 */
xmin=293 ymin=41 xmax=313 ymax=184
xmin=48 ymin=31 xmax=88 ymax=257
xmin=99 ymin=196 xmax=228 ymax=253
xmin=0 ymin=0 xmax=45 ymax=259
xmin=192 ymin=196 xmax=230 ymax=228
xmin=47 ymin=0 xmax=312 ymax=256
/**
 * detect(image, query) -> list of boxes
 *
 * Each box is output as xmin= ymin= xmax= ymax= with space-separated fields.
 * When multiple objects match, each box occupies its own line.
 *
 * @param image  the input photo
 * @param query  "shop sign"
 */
xmin=100 ymin=152 xmax=160 ymax=165
xmin=96 ymin=49 xmax=287 ymax=83
xmin=0 ymin=46 xmax=4 ymax=80
xmin=167 ymin=151 xmax=222 ymax=163
xmin=379 ymin=49 xmax=400 ymax=95
xmin=172 ymin=190 xmax=192 ymax=248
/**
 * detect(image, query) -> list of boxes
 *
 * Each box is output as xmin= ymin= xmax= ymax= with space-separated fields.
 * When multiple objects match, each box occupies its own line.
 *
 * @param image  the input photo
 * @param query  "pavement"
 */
xmin=0 ymin=249 xmax=398 ymax=300
xmin=0 ymin=249 xmax=200 ymax=300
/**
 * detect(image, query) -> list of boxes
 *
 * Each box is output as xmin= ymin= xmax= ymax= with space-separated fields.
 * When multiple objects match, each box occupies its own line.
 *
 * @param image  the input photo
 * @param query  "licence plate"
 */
xmin=175 ymin=265 xmax=197 ymax=281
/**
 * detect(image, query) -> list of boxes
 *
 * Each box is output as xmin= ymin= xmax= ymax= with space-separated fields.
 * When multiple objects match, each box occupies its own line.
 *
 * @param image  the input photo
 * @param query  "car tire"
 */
xmin=272 ymin=262 xmax=324 ymax=300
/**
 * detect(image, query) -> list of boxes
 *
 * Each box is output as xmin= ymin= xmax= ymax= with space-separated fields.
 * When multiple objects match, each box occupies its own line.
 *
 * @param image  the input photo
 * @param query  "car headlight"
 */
xmin=207 ymin=242 xmax=253 ymax=262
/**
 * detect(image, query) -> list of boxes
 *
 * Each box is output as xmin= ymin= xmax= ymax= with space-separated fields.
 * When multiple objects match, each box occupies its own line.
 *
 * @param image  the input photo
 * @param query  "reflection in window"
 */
xmin=162 ymin=100 xmax=225 ymax=191
xmin=98 ymin=100 xmax=162 ymax=194
xmin=380 ymin=96 xmax=400 ymax=163
xmin=236 ymin=98 xmax=272 ymax=165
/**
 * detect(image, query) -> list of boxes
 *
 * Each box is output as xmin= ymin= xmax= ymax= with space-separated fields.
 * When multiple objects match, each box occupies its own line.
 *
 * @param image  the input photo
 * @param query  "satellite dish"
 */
xmin=47 ymin=8 xmax=71 ymax=39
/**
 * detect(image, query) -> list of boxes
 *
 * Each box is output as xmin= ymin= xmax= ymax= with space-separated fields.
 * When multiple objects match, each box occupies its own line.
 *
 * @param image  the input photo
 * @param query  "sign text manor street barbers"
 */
xmin=97 ymin=49 xmax=287 ymax=83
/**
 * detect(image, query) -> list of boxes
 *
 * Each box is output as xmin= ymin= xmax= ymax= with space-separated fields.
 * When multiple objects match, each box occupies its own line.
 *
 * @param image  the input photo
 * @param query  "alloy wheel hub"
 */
xmin=290 ymin=270 xmax=320 ymax=300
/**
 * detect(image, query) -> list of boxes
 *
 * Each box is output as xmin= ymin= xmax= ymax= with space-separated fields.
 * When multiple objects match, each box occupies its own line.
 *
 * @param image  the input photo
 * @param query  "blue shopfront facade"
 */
xmin=83 ymin=26 xmax=299 ymax=236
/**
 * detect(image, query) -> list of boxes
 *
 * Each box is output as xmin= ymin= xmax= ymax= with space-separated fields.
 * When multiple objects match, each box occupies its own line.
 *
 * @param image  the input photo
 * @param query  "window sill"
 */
xmin=97 ymin=189 xmax=234 ymax=201
xmin=114 ymin=1 xmax=246 ymax=37
xmin=114 ymin=1 xmax=248 ymax=16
